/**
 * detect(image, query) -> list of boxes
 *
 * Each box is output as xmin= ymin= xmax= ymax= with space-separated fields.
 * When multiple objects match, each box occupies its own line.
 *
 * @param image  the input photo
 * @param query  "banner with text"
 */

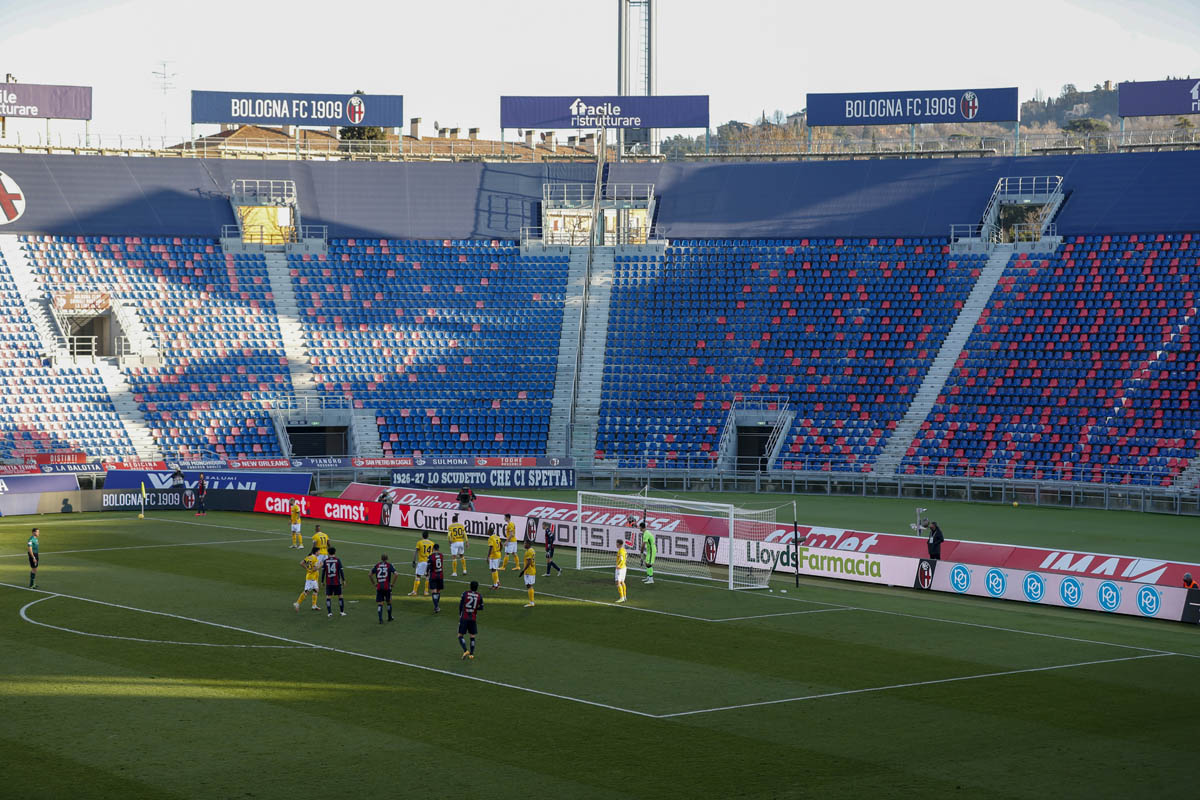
xmin=500 ymin=95 xmax=709 ymax=129
xmin=191 ymin=91 xmax=404 ymax=127
xmin=104 ymin=470 xmax=311 ymax=494
xmin=0 ymin=82 xmax=93 ymax=120
xmin=342 ymin=484 xmax=1200 ymax=588
xmin=806 ymin=87 xmax=1019 ymax=126
xmin=1118 ymin=78 xmax=1200 ymax=118
xmin=254 ymin=491 xmax=383 ymax=526
xmin=389 ymin=467 xmax=575 ymax=490
xmin=921 ymin=558 xmax=1190 ymax=622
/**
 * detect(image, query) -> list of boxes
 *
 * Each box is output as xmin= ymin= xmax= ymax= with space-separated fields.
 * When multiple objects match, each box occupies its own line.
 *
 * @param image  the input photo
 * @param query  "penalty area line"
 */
xmin=0 ymin=581 xmax=658 ymax=720
xmin=0 ymin=536 xmax=279 ymax=559
xmin=657 ymin=652 xmax=1176 ymax=718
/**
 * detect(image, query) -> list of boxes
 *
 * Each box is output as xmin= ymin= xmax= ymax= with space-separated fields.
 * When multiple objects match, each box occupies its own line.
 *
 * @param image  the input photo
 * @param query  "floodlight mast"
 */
xmin=616 ymin=0 xmax=656 ymax=161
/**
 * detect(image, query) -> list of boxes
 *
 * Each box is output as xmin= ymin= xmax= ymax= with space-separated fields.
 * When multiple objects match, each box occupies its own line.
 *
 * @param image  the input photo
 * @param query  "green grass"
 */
xmin=1 ymin=504 xmax=1198 ymax=799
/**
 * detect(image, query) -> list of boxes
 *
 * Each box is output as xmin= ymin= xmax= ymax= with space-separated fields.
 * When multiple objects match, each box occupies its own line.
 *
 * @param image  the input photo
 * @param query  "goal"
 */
xmin=575 ymin=491 xmax=777 ymax=590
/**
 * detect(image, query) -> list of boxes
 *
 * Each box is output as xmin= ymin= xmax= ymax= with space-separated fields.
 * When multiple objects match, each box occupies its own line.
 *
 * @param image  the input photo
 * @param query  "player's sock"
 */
xmin=458 ymin=635 xmax=467 ymax=652
xmin=30 ymin=572 xmax=36 ymax=587
xmin=469 ymin=638 xmax=476 ymax=655
xmin=432 ymin=592 xmax=440 ymax=611
xmin=386 ymin=603 xmax=393 ymax=620
xmin=339 ymin=597 xmax=345 ymax=613
xmin=297 ymin=591 xmax=306 ymax=605
xmin=377 ymin=604 xmax=383 ymax=622
xmin=326 ymin=597 xmax=332 ymax=614
xmin=412 ymin=578 xmax=420 ymax=594
xmin=527 ymin=587 xmax=535 ymax=604
xmin=500 ymin=555 xmax=509 ymax=570
xmin=490 ymin=569 xmax=498 ymax=586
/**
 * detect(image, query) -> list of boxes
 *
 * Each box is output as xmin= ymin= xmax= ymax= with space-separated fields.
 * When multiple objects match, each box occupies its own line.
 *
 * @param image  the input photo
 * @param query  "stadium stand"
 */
xmin=0 ymin=247 xmax=138 ymax=459
xmin=287 ymin=239 xmax=566 ymax=455
xmin=0 ymin=151 xmax=1198 ymax=483
xmin=900 ymin=233 xmax=1200 ymax=485
xmin=21 ymin=235 xmax=291 ymax=460
xmin=597 ymin=238 xmax=983 ymax=469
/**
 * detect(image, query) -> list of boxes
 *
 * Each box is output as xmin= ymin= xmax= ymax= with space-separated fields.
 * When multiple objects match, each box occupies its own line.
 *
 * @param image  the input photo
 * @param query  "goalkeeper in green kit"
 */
xmin=639 ymin=521 xmax=656 ymax=584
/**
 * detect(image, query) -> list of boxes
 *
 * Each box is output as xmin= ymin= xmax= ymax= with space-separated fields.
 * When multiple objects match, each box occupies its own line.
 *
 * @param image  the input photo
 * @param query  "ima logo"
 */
xmin=347 ymin=96 xmax=366 ymax=124
xmin=0 ymin=171 xmax=26 ymax=225
xmin=960 ymin=91 xmax=980 ymax=121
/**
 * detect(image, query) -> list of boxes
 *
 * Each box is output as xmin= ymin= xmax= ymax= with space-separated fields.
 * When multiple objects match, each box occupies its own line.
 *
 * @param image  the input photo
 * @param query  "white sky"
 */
xmin=1 ymin=0 xmax=1197 ymax=145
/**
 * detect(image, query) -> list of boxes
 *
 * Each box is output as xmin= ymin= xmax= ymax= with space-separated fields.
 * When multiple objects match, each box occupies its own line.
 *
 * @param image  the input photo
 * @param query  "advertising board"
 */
xmin=806 ymin=87 xmax=1019 ymax=126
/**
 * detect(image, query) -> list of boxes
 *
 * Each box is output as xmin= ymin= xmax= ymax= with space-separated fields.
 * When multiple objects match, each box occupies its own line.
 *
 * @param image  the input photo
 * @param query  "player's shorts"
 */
xmin=644 ymin=553 xmax=656 ymax=566
xmin=614 ymin=567 xmax=627 ymax=583
xmin=545 ymin=546 xmax=555 ymax=559
xmin=457 ymin=618 xmax=478 ymax=636
xmin=429 ymin=576 xmax=444 ymax=592
xmin=488 ymin=558 xmax=501 ymax=570
xmin=504 ymin=541 xmax=518 ymax=554
xmin=28 ymin=553 xmax=38 ymax=568
xmin=375 ymin=588 xmax=392 ymax=603
xmin=304 ymin=579 xmax=319 ymax=592
xmin=524 ymin=574 xmax=536 ymax=586
xmin=450 ymin=541 xmax=465 ymax=556
xmin=415 ymin=561 xmax=429 ymax=577
xmin=325 ymin=584 xmax=343 ymax=596
xmin=290 ymin=522 xmax=301 ymax=533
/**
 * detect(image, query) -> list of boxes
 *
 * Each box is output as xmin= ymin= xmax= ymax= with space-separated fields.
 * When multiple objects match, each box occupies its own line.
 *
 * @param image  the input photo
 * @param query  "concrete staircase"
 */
xmin=94 ymin=361 xmax=162 ymax=460
xmin=545 ymin=246 xmax=587 ymax=456
xmin=569 ymin=249 xmax=616 ymax=463
xmin=0 ymin=234 xmax=65 ymax=356
xmin=350 ymin=409 xmax=385 ymax=457
xmin=264 ymin=253 xmax=317 ymax=394
xmin=872 ymin=244 xmax=1025 ymax=475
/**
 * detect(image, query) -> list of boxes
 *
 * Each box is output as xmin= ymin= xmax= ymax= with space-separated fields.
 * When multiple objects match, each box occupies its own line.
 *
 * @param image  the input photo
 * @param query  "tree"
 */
xmin=1176 ymin=116 xmax=1195 ymax=130
xmin=338 ymin=89 xmax=386 ymax=141
xmin=1064 ymin=117 xmax=1109 ymax=134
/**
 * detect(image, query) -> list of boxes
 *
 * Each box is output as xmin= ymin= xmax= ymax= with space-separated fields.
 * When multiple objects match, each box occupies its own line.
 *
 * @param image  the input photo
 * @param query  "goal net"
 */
xmin=576 ymin=491 xmax=777 ymax=590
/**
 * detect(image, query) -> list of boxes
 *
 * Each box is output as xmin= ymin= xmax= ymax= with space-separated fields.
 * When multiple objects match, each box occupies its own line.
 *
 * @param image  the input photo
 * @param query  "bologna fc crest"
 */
xmin=914 ymin=558 xmax=936 ymax=590
xmin=960 ymin=91 xmax=980 ymax=121
xmin=0 ymin=171 xmax=26 ymax=225
xmin=183 ymin=489 xmax=196 ymax=509
xmin=701 ymin=535 xmax=719 ymax=565
xmin=347 ymin=96 xmax=366 ymax=124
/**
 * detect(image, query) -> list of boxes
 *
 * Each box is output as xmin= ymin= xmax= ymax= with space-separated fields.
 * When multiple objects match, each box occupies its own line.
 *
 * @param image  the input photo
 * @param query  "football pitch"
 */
xmin=1 ymin=500 xmax=1198 ymax=799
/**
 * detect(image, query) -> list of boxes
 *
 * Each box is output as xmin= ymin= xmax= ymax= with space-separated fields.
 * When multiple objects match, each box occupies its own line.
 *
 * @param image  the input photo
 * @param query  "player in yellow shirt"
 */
xmin=289 ymin=501 xmax=303 ymax=548
xmin=293 ymin=546 xmax=322 ymax=611
xmin=520 ymin=540 xmax=538 ymax=607
xmin=447 ymin=514 xmax=468 ymax=576
xmin=615 ymin=538 xmax=628 ymax=603
xmin=486 ymin=532 xmax=504 ymax=589
xmin=410 ymin=531 xmax=435 ymax=595
xmin=500 ymin=513 xmax=520 ymax=571
xmin=312 ymin=524 xmax=330 ymax=556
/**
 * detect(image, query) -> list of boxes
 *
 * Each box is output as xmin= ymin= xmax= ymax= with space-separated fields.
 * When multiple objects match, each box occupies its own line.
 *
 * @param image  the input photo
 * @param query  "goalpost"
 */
xmin=576 ymin=490 xmax=777 ymax=590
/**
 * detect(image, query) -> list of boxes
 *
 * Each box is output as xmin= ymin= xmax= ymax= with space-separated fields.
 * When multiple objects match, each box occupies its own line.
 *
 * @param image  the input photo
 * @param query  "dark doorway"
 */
xmin=736 ymin=425 xmax=772 ymax=472
xmin=287 ymin=425 xmax=348 ymax=457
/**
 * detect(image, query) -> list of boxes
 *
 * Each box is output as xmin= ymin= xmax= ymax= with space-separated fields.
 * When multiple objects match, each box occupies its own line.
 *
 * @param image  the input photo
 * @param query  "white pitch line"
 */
xmin=713 ymin=608 xmax=853 ymax=622
xmin=656 ymin=652 xmax=1176 ymax=718
xmin=19 ymin=595 xmax=307 ymax=649
xmin=146 ymin=516 xmax=1200 ymax=660
xmin=0 ymin=581 xmax=657 ymax=719
xmin=0 ymin=536 xmax=279 ymax=559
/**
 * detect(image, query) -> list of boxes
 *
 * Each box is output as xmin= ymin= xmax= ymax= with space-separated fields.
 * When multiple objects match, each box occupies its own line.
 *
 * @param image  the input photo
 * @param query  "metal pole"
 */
xmin=793 ymin=500 xmax=799 ymax=589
